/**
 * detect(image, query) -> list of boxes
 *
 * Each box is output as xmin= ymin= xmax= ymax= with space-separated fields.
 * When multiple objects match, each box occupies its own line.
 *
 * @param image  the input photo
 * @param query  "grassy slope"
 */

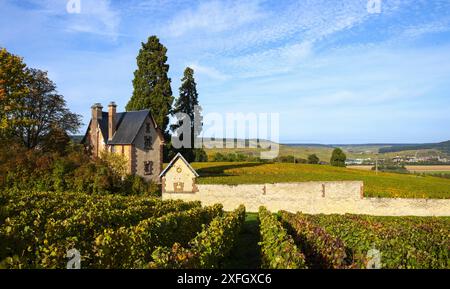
xmin=191 ymin=162 xmax=450 ymax=199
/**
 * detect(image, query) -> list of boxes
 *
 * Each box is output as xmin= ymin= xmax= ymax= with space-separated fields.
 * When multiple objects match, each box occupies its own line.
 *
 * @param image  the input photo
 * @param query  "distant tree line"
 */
xmin=371 ymin=164 xmax=409 ymax=174
xmin=208 ymin=151 xmax=346 ymax=166
xmin=415 ymin=172 xmax=450 ymax=179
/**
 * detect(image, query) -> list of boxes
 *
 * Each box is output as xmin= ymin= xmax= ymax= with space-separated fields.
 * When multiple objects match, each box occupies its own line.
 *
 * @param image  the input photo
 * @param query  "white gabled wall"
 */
xmin=161 ymin=158 xmax=197 ymax=193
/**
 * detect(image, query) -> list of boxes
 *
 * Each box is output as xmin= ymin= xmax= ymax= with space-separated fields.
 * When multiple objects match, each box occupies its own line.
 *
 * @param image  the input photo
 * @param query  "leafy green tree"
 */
xmin=100 ymin=150 xmax=129 ymax=178
xmin=330 ymin=148 xmax=347 ymax=167
xmin=0 ymin=48 xmax=30 ymax=138
xmin=307 ymin=154 xmax=320 ymax=164
xmin=275 ymin=155 xmax=296 ymax=163
xmin=1 ymin=48 xmax=81 ymax=149
xmin=193 ymin=148 xmax=208 ymax=162
xmin=15 ymin=69 xmax=81 ymax=149
xmin=41 ymin=126 xmax=71 ymax=154
xmin=126 ymin=36 xmax=174 ymax=134
xmin=213 ymin=152 xmax=225 ymax=162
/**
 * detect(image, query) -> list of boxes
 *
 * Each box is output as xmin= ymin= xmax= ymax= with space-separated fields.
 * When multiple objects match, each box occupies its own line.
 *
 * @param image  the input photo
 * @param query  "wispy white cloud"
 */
xmin=223 ymin=41 xmax=314 ymax=78
xmin=171 ymin=0 xmax=405 ymax=52
xmin=188 ymin=63 xmax=230 ymax=81
xmin=167 ymin=0 xmax=265 ymax=37
xmin=64 ymin=0 xmax=120 ymax=39
xmin=20 ymin=0 xmax=120 ymax=40
xmin=401 ymin=20 xmax=450 ymax=39
xmin=168 ymin=0 xmax=409 ymax=79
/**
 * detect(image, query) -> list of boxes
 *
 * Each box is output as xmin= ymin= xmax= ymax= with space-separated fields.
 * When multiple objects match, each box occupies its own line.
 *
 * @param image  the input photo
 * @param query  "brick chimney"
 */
xmin=91 ymin=103 xmax=103 ymax=121
xmin=108 ymin=101 xmax=117 ymax=141
xmin=90 ymin=103 xmax=103 ymax=157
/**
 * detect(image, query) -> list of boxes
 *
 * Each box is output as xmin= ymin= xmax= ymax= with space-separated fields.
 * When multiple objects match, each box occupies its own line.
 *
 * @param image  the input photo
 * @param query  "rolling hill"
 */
xmin=379 ymin=140 xmax=450 ymax=154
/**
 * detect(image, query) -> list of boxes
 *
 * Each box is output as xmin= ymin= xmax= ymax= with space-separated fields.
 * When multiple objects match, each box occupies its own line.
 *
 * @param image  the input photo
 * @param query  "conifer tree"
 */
xmin=126 ymin=36 xmax=173 ymax=133
xmin=170 ymin=67 xmax=206 ymax=162
xmin=171 ymin=67 xmax=201 ymax=144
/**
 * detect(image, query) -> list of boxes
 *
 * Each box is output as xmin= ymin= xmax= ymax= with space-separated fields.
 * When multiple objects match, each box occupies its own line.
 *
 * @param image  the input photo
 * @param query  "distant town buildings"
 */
xmin=345 ymin=158 xmax=367 ymax=165
xmin=346 ymin=155 xmax=449 ymax=166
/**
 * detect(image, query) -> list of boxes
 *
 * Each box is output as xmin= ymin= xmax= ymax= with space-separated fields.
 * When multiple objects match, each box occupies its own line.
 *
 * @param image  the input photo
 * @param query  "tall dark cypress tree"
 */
xmin=170 ymin=67 xmax=206 ymax=162
xmin=126 ymin=36 xmax=173 ymax=133
xmin=171 ymin=67 xmax=201 ymax=143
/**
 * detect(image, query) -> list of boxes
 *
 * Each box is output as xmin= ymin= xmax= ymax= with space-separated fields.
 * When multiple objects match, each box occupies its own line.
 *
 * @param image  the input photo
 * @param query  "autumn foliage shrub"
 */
xmin=0 ymin=143 xmax=159 ymax=196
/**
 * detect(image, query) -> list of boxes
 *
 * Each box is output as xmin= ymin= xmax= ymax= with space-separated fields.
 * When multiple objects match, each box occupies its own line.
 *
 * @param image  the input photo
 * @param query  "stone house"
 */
xmin=82 ymin=102 xmax=164 ymax=183
xmin=159 ymin=153 xmax=199 ymax=193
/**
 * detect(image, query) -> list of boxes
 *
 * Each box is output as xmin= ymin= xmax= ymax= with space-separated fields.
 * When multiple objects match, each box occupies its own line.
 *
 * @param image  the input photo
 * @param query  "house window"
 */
xmin=174 ymin=182 xmax=184 ymax=193
xmin=146 ymin=123 xmax=151 ymax=133
xmin=144 ymin=135 xmax=152 ymax=150
xmin=144 ymin=161 xmax=153 ymax=175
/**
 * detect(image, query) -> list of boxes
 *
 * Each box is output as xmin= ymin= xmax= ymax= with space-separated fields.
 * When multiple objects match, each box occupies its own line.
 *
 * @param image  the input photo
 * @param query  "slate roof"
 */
xmin=83 ymin=109 xmax=163 ymax=145
xmin=107 ymin=110 xmax=150 ymax=144
xmin=98 ymin=111 xmax=124 ymax=142
xmin=159 ymin=153 xmax=199 ymax=178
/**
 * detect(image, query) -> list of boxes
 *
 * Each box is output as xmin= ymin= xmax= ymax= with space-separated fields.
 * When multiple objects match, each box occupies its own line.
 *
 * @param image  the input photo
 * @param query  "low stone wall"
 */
xmin=162 ymin=181 xmax=450 ymax=216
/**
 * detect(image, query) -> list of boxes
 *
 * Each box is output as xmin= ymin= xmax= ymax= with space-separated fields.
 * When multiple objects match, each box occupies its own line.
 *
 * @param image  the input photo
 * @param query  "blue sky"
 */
xmin=1 ymin=0 xmax=450 ymax=144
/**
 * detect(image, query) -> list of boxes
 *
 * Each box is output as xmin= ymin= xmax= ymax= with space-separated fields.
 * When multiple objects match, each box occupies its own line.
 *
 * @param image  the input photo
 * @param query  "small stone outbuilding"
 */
xmin=159 ymin=153 xmax=199 ymax=193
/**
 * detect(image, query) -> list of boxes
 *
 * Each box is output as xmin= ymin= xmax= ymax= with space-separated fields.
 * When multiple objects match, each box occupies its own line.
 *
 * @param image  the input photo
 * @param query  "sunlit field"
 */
xmin=191 ymin=162 xmax=450 ymax=199
xmin=406 ymin=166 xmax=450 ymax=172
